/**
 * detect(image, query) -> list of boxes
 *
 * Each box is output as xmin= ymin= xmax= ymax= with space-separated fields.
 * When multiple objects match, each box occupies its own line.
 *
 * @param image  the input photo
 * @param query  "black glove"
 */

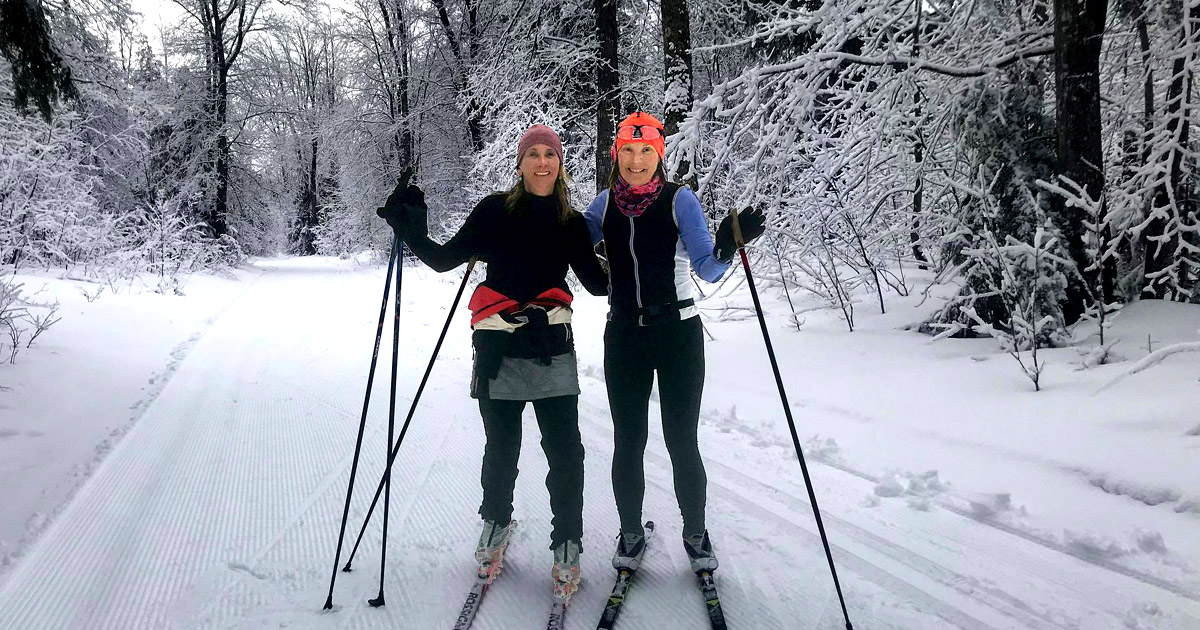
xmin=713 ymin=206 xmax=766 ymax=263
xmin=376 ymin=167 xmax=427 ymax=237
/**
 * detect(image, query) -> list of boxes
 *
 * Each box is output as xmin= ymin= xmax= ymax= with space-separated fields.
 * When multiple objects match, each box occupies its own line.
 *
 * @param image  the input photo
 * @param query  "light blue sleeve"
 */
xmin=583 ymin=190 xmax=607 ymax=246
xmin=673 ymin=187 xmax=731 ymax=283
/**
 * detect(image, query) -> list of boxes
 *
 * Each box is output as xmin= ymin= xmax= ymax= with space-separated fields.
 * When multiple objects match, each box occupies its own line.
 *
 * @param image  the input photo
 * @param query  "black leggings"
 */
xmin=604 ymin=316 xmax=707 ymax=537
xmin=477 ymin=395 xmax=584 ymax=548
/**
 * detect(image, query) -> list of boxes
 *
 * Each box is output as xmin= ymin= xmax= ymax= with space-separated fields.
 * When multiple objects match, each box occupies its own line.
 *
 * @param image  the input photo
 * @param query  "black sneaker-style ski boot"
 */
xmin=682 ymin=530 xmax=718 ymax=573
xmin=612 ymin=530 xmax=648 ymax=571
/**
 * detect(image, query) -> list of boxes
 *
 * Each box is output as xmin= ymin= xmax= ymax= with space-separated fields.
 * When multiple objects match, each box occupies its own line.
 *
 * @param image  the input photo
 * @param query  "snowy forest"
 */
xmin=2 ymin=0 xmax=1199 ymax=349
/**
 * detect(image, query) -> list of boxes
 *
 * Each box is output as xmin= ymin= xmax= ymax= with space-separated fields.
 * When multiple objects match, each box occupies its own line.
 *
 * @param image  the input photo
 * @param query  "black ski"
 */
xmin=697 ymin=570 xmax=727 ymax=630
xmin=596 ymin=521 xmax=655 ymax=629
xmin=596 ymin=569 xmax=633 ymax=629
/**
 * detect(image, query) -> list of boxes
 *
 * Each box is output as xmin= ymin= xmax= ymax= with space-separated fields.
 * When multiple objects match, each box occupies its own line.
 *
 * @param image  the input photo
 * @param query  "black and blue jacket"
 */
xmin=584 ymin=183 xmax=730 ymax=326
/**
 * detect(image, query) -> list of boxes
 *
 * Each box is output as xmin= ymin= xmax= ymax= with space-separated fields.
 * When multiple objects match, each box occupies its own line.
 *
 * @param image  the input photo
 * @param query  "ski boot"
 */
xmin=551 ymin=539 xmax=582 ymax=602
xmin=612 ymin=529 xmax=648 ymax=571
xmin=683 ymin=530 xmax=718 ymax=574
xmin=475 ymin=519 xmax=516 ymax=583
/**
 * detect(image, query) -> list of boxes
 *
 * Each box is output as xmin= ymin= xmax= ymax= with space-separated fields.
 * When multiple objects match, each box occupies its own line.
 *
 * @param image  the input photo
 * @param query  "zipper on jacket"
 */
xmin=628 ymin=216 xmax=645 ymax=327
xmin=628 ymin=215 xmax=643 ymax=309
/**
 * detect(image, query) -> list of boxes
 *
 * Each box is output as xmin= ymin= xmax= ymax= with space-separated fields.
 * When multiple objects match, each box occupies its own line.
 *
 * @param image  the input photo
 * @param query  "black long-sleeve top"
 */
xmin=404 ymin=192 xmax=608 ymax=301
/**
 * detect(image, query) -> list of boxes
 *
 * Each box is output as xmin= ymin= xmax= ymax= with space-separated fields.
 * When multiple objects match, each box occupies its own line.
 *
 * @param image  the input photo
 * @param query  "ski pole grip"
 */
xmin=730 ymin=208 xmax=745 ymax=249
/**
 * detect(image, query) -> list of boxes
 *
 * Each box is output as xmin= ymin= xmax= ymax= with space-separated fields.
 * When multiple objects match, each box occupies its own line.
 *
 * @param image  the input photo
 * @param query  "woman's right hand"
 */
xmin=377 ymin=168 xmax=427 ymax=237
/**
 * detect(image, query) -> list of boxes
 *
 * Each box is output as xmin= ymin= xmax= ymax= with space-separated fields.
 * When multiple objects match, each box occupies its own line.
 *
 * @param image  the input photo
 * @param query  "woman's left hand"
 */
xmin=714 ymin=206 xmax=766 ymax=262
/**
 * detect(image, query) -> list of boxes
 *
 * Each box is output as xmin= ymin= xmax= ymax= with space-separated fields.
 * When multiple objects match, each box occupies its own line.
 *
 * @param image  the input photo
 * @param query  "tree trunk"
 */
xmin=213 ymin=66 xmax=230 ymax=238
xmin=660 ymin=0 xmax=695 ymax=188
xmin=1134 ymin=0 xmax=1153 ymax=166
xmin=1053 ymin=0 xmax=1109 ymax=322
xmin=396 ymin=0 xmax=413 ymax=165
xmin=308 ymin=137 xmax=319 ymax=254
xmin=595 ymin=0 xmax=619 ymax=192
xmin=430 ymin=0 xmax=484 ymax=152
xmin=186 ymin=0 xmax=263 ymax=238
xmin=465 ymin=0 xmax=484 ymax=152
xmin=909 ymin=0 xmax=930 ymax=269
xmin=378 ymin=0 xmax=413 ymax=166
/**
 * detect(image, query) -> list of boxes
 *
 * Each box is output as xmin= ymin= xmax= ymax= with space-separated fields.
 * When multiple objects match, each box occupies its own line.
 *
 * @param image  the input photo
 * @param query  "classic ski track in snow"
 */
xmin=0 ymin=263 xmax=454 ymax=629
xmin=575 ymin=396 xmax=1200 ymax=630
xmin=2 ymin=264 xmax=1197 ymax=630
xmin=786 ymin=399 xmax=1200 ymax=602
xmin=575 ymin=403 xmax=1015 ymax=630
xmin=0 ymin=268 xmax=268 ymax=581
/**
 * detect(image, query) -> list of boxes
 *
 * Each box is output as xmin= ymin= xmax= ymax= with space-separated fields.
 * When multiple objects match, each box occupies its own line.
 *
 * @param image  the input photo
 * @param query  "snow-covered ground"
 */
xmin=1 ymin=255 xmax=1198 ymax=629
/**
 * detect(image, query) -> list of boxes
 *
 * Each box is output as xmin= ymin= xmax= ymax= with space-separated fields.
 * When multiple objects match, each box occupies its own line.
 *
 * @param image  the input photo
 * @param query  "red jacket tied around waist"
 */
xmin=468 ymin=285 xmax=573 ymax=327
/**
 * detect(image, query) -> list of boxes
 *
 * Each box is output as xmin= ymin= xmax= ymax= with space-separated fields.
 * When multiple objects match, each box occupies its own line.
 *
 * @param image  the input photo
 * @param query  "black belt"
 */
xmin=608 ymin=298 xmax=695 ymax=324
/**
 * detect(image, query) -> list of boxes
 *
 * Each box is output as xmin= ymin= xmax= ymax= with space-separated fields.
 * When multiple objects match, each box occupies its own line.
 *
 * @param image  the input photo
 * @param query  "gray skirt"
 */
xmin=470 ymin=351 xmax=581 ymax=400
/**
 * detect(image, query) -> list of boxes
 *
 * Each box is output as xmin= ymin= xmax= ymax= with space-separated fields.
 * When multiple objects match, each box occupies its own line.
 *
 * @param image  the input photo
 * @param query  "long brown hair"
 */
xmin=505 ymin=165 xmax=576 ymax=223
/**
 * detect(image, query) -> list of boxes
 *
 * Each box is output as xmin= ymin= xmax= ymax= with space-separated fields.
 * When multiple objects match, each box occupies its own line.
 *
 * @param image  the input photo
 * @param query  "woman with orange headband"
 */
xmin=583 ymin=112 xmax=766 ymax=576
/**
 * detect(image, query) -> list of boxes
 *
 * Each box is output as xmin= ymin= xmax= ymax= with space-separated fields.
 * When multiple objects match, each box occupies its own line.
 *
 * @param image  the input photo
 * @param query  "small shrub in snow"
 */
xmin=4 ymin=318 xmax=24 ymax=363
xmin=24 ymin=303 xmax=60 ymax=347
xmin=1038 ymin=176 xmax=1122 ymax=350
xmin=78 ymin=286 xmax=104 ymax=302
xmin=1 ymin=278 xmax=27 ymax=363
xmin=961 ymin=224 xmax=1071 ymax=391
xmin=0 ymin=277 xmax=61 ymax=363
xmin=0 ymin=278 xmax=24 ymax=319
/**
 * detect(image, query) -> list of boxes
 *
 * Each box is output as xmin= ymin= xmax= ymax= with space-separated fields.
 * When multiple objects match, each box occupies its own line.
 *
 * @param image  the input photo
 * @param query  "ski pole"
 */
xmin=342 ymin=256 xmax=478 ymax=571
xmin=323 ymin=237 xmax=399 ymax=610
xmin=369 ymin=235 xmax=404 ymax=608
xmin=731 ymin=210 xmax=854 ymax=630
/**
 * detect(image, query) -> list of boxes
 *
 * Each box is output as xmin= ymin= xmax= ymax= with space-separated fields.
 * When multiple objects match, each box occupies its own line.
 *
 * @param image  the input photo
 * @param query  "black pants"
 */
xmin=605 ymin=316 xmax=707 ymax=537
xmin=477 ymin=395 xmax=584 ymax=548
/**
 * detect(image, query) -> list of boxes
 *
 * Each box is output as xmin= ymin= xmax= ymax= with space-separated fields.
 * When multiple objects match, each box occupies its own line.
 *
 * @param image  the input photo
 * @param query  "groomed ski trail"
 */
xmin=0 ymin=262 xmax=1196 ymax=630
